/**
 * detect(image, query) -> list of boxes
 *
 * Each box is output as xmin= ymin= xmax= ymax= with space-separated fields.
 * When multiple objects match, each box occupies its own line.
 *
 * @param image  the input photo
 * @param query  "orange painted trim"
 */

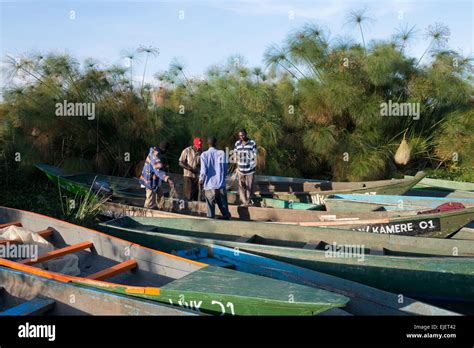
xmin=137 ymin=244 xmax=209 ymax=267
xmin=19 ymin=241 xmax=93 ymax=265
xmin=0 ymin=228 xmax=53 ymax=246
xmin=86 ymin=259 xmax=137 ymax=281
xmin=0 ymin=206 xmax=136 ymax=245
xmin=0 ymin=207 xmax=204 ymax=268
xmin=0 ymin=257 xmax=162 ymax=296
xmin=125 ymin=286 xmax=161 ymax=296
xmin=0 ymin=221 xmax=22 ymax=229
xmin=0 ymin=258 xmax=75 ymax=282
xmin=36 ymin=228 xmax=55 ymax=238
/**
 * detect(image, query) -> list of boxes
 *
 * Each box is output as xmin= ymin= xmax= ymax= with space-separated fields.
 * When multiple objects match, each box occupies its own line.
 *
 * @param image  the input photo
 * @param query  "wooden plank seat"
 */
xmin=4 ymin=224 xmax=137 ymax=281
xmin=0 ymin=227 xmax=54 ymax=245
xmin=0 ymin=222 xmax=22 ymax=229
xmin=302 ymin=240 xmax=322 ymax=250
xmin=0 ymin=297 xmax=55 ymax=316
xmin=86 ymin=259 xmax=138 ymax=281
xmin=36 ymin=228 xmax=55 ymax=238
xmin=19 ymin=241 xmax=93 ymax=265
xmin=234 ymin=235 xmax=257 ymax=243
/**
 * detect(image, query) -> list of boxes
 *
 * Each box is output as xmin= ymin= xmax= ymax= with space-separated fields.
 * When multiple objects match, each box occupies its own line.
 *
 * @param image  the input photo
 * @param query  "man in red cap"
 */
xmin=179 ymin=137 xmax=202 ymax=201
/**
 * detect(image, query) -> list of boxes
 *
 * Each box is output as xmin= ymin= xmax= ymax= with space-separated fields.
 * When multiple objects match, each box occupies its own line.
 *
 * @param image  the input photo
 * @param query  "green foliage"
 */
xmin=1 ymin=15 xmax=472 ymax=185
xmin=58 ymin=178 xmax=110 ymax=227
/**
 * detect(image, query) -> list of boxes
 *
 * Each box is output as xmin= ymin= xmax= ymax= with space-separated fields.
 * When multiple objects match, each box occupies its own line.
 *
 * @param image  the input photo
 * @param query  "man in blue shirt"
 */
xmin=234 ymin=128 xmax=257 ymax=206
xmin=139 ymin=146 xmax=174 ymax=209
xmin=199 ymin=136 xmax=231 ymax=219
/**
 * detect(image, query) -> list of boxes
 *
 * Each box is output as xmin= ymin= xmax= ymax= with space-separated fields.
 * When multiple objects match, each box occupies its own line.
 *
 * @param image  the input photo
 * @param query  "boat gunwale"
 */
xmin=0 ymin=206 xmax=209 ymax=296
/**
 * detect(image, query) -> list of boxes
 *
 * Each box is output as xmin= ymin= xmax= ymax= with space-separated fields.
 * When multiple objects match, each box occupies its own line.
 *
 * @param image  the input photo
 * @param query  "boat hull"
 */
xmin=174 ymin=245 xmax=459 ymax=315
xmin=0 ymin=267 xmax=196 ymax=315
xmin=0 ymin=206 xmax=347 ymax=316
xmin=256 ymin=172 xmax=426 ymax=203
xmin=98 ymin=218 xmax=474 ymax=304
xmin=101 ymin=201 xmax=474 ymax=238
xmin=325 ymin=194 xmax=474 ymax=212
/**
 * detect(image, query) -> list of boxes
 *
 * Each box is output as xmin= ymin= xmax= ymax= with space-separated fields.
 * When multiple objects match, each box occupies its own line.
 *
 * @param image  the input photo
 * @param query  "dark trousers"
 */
xmin=183 ymin=176 xmax=199 ymax=201
xmin=204 ymin=188 xmax=231 ymax=219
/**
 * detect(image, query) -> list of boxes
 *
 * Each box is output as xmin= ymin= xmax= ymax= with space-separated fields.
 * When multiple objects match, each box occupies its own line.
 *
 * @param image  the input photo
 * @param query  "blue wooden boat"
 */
xmin=173 ymin=245 xmax=458 ymax=315
xmin=325 ymin=194 xmax=474 ymax=212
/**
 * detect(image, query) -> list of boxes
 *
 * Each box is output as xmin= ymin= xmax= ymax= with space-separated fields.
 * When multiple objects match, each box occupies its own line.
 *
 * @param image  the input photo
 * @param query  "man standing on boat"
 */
xmin=139 ymin=146 xmax=174 ymax=209
xmin=234 ymin=128 xmax=257 ymax=206
xmin=179 ymin=137 xmax=202 ymax=201
xmin=199 ymin=136 xmax=231 ymax=219
xmin=158 ymin=140 xmax=170 ymax=172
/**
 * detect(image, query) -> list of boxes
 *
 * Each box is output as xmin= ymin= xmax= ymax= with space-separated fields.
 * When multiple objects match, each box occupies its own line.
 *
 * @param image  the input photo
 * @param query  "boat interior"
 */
xmin=0 ymin=267 xmax=194 ymax=316
xmin=0 ymin=210 xmax=204 ymax=290
xmin=107 ymin=217 xmax=441 ymax=257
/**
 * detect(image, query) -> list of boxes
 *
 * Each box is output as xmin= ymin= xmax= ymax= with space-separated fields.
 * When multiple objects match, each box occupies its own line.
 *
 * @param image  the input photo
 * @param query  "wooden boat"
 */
xmin=325 ymin=194 xmax=474 ymax=212
xmin=453 ymin=224 xmax=474 ymax=240
xmin=172 ymin=245 xmax=459 ymax=315
xmin=98 ymin=216 xmax=474 ymax=303
xmin=0 ymin=207 xmax=349 ymax=316
xmin=40 ymin=163 xmax=472 ymax=231
xmin=102 ymin=201 xmax=474 ymax=238
xmin=0 ymin=266 xmax=197 ymax=315
xmin=254 ymin=171 xmax=426 ymax=203
xmin=98 ymin=215 xmax=474 ymax=256
xmin=405 ymin=175 xmax=474 ymax=192
xmin=37 ymin=163 xmax=424 ymax=207
xmin=36 ymin=163 xmax=171 ymax=199
xmin=228 ymin=174 xmax=321 ymax=193
xmin=36 ymin=163 xmax=315 ymax=210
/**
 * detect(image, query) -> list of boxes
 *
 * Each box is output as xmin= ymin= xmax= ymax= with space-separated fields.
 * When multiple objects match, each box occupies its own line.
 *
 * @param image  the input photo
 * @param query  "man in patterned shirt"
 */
xmin=139 ymin=146 xmax=174 ymax=209
xmin=234 ymin=128 xmax=257 ymax=206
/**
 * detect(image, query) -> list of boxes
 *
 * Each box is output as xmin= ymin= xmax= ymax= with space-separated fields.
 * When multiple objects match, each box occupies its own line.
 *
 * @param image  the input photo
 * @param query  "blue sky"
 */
xmin=1 ymin=0 xmax=472 ymax=91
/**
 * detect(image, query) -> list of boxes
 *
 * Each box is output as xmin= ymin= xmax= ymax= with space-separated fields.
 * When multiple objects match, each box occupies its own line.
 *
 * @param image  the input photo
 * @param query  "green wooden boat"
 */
xmin=98 ymin=216 xmax=474 ymax=303
xmin=324 ymin=194 xmax=474 ymax=212
xmin=228 ymin=174 xmax=321 ymax=193
xmin=255 ymin=171 xmax=426 ymax=203
xmin=405 ymin=189 xmax=474 ymax=199
xmin=102 ymin=201 xmax=474 ymax=238
xmin=98 ymin=214 xmax=474 ymax=257
xmin=405 ymin=175 xmax=474 ymax=192
xmin=172 ymin=245 xmax=459 ymax=315
xmin=36 ymin=163 xmax=164 ymax=199
xmin=36 ymin=163 xmax=316 ymax=210
xmin=0 ymin=206 xmax=348 ymax=316
xmin=0 ymin=266 xmax=197 ymax=316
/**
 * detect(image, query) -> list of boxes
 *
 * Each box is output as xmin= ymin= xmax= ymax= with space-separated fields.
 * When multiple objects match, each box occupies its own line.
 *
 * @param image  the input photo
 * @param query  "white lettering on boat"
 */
xmin=211 ymin=301 xmax=235 ymax=316
xmin=353 ymin=219 xmax=440 ymax=235
xmin=168 ymin=298 xmax=235 ymax=315
xmin=310 ymin=194 xmax=326 ymax=205
xmin=168 ymin=298 xmax=203 ymax=312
